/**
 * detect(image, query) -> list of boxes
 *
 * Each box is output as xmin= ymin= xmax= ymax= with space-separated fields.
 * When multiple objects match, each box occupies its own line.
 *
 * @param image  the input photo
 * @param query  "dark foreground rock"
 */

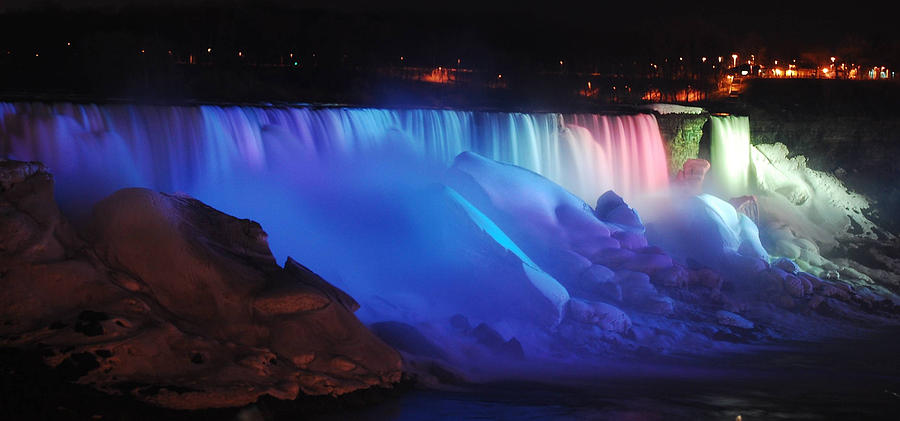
xmin=0 ymin=160 xmax=402 ymax=410
xmin=0 ymin=346 xmax=413 ymax=421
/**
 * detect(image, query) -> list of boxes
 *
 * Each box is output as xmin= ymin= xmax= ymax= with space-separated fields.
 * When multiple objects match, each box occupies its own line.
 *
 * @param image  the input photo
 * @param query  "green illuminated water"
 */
xmin=709 ymin=115 xmax=752 ymax=198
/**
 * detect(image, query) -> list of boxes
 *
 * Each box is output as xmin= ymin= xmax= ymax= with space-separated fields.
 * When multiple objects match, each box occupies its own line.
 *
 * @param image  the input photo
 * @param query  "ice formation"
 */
xmin=706 ymin=115 xmax=884 ymax=278
xmin=646 ymin=193 xmax=769 ymax=273
xmin=638 ymin=103 xmax=706 ymax=115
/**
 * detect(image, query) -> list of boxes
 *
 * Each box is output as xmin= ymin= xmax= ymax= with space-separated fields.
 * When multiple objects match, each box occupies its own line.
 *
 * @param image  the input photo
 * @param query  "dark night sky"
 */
xmin=0 ymin=0 xmax=890 ymax=34
xmin=1 ymin=0 xmax=895 ymax=63
xmin=0 ymin=0 xmax=887 ymax=22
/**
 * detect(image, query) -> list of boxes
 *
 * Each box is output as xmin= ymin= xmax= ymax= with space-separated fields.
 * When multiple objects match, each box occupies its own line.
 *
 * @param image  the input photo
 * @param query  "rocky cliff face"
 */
xmin=655 ymin=113 xmax=708 ymax=176
xmin=723 ymin=79 xmax=900 ymax=235
xmin=749 ymin=113 xmax=900 ymax=234
xmin=0 ymin=160 xmax=401 ymax=410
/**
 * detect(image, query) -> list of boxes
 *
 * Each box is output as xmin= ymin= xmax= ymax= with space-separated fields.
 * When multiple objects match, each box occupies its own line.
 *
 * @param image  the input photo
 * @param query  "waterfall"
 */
xmin=1 ymin=102 xmax=670 ymax=206
xmin=0 ymin=100 xmax=674 ymax=320
xmin=708 ymin=115 xmax=752 ymax=198
xmin=564 ymin=113 xmax=671 ymax=200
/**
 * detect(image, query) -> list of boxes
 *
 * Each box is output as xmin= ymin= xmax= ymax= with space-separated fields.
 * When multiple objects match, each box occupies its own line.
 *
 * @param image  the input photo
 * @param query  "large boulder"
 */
xmin=675 ymin=158 xmax=710 ymax=195
xmin=0 ymin=161 xmax=401 ymax=410
xmin=566 ymin=299 xmax=632 ymax=333
xmin=715 ymin=310 xmax=754 ymax=329
xmin=0 ymin=161 xmax=117 ymax=333
xmin=595 ymin=190 xmax=644 ymax=233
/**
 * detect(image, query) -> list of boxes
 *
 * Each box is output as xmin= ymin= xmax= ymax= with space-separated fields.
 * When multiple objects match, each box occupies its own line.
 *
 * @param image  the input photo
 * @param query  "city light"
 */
xmin=4 ymin=30 xmax=894 ymax=92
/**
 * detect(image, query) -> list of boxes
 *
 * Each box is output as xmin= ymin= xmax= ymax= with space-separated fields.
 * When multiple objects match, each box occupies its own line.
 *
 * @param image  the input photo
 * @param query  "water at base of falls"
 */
xmin=299 ymin=329 xmax=900 ymax=420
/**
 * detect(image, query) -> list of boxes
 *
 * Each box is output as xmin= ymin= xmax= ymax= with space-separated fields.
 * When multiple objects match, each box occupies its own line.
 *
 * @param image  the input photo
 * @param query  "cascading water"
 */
xmin=564 ymin=113 xmax=670 ymax=198
xmin=0 ymin=102 xmax=670 ymax=209
xmin=708 ymin=114 xmax=752 ymax=198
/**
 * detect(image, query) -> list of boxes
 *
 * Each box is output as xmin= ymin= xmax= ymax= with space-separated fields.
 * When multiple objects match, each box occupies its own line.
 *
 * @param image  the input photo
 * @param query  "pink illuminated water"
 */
xmin=564 ymin=113 xmax=671 ymax=200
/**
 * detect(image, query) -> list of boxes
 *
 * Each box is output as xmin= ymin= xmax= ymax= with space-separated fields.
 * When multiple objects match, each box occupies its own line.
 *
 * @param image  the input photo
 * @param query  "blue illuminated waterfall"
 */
xmin=0 ymin=102 xmax=669 ymax=203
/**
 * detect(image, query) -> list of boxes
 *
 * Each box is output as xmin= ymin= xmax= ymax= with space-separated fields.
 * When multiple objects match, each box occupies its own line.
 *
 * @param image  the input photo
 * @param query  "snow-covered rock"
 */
xmin=616 ymin=270 xmax=657 ymax=304
xmin=645 ymin=295 xmax=676 ymax=316
xmin=652 ymin=265 xmax=690 ymax=288
xmin=715 ymin=310 xmax=755 ymax=329
xmin=578 ymin=264 xmax=619 ymax=301
xmin=595 ymin=190 xmax=645 ymax=233
xmin=647 ymin=193 xmax=769 ymax=273
xmin=611 ymin=230 xmax=648 ymax=249
xmin=566 ymin=299 xmax=632 ymax=333
xmin=639 ymin=103 xmax=705 ymax=115
xmin=774 ymin=257 xmax=801 ymax=274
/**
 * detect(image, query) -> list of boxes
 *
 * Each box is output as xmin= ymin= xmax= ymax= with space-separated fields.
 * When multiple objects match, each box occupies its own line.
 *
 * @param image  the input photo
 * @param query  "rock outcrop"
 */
xmin=675 ymin=158 xmax=710 ymax=195
xmin=0 ymin=160 xmax=401 ymax=410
